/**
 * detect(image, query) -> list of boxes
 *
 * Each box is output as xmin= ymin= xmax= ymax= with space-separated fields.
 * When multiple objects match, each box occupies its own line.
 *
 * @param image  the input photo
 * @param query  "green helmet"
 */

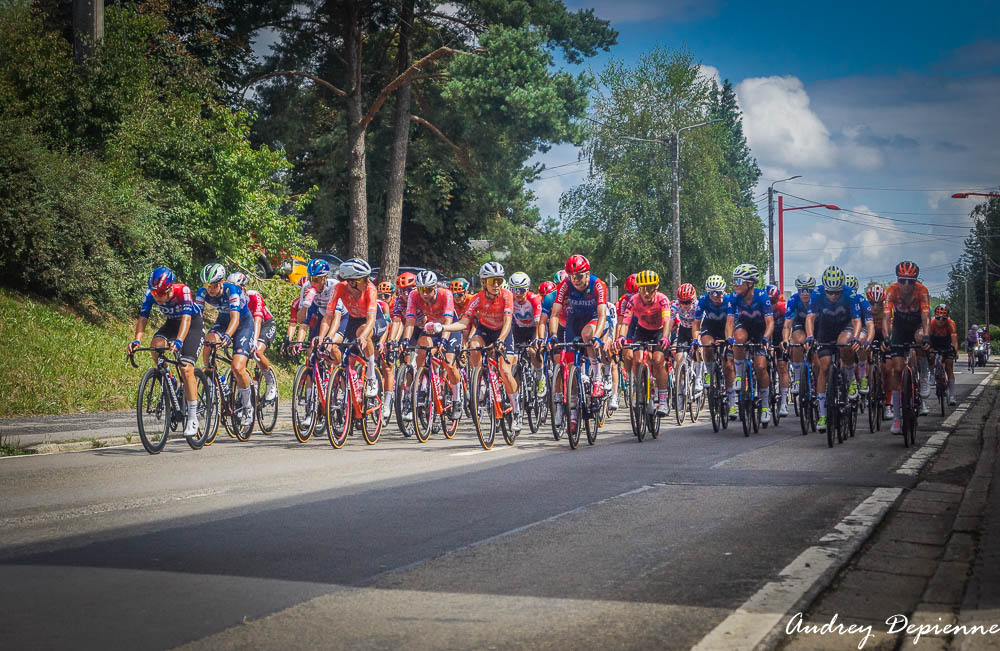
xmin=200 ymin=263 xmax=226 ymax=285
xmin=844 ymin=273 xmax=859 ymax=291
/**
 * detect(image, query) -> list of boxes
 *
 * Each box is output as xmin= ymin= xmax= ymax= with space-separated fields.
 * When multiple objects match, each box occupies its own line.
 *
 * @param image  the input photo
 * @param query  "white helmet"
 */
xmin=200 ymin=263 xmax=227 ymax=285
xmin=705 ymin=275 xmax=726 ymax=292
xmin=338 ymin=258 xmax=372 ymax=280
xmin=509 ymin=272 xmax=530 ymax=289
xmin=732 ymin=263 xmax=759 ymax=283
xmin=415 ymin=270 xmax=438 ymax=288
xmin=794 ymin=273 xmax=816 ymax=291
xmin=479 ymin=261 xmax=505 ymax=279
xmin=227 ymin=271 xmax=247 ymax=288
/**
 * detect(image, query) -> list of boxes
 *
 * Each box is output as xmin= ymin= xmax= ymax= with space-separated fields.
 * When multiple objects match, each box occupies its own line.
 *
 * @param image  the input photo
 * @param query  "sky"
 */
xmin=528 ymin=0 xmax=1000 ymax=295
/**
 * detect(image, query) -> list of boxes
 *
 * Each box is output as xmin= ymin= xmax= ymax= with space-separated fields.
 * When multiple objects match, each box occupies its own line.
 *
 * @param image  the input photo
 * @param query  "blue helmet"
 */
xmin=149 ymin=266 xmax=175 ymax=292
xmin=306 ymin=259 xmax=331 ymax=277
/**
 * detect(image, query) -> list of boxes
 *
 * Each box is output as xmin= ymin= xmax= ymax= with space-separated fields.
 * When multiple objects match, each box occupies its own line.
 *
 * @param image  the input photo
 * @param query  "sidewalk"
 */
xmin=778 ymin=363 xmax=1000 ymax=651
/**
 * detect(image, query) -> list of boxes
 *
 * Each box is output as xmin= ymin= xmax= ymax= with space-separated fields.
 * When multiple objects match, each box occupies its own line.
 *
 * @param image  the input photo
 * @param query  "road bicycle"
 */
xmin=705 ymin=342 xmax=729 ymax=433
xmin=891 ymin=343 xmax=921 ymax=448
xmin=128 ymin=347 xmax=213 ymax=454
xmin=202 ymin=341 xmax=255 ymax=444
xmin=929 ymin=346 xmax=953 ymax=418
xmin=324 ymin=341 xmax=384 ymax=448
xmin=514 ymin=343 xmax=548 ymax=435
xmin=290 ymin=342 xmax=332 ymax=443
xmin=788 ymin=343 xmax=817 ymax=436
xmin=392 ymin=342 xmax=418 ymax=438
xmin=249 ymin=352 xmax=278 ymax=435
xmin=671 ymin=343 xmax=703 ymax=425
xmin=548 ymin=340 xmax=599 ymax=449
xmin=622 ymin=341 xmax=661 ymax=442
xmin=765 ymin=345 xmax=783 ymax=428
xmin=411 ymin=343 xmax=460 ymax=442
xmin=817 ymin=342 xmax=857 ymax=448
xmin=732 ymin=343 xmax=763 ymax=437
xmin=467 ymin=343 xmax=516 ymax=450
xmin=866 ymin=344 xmax=885 ymax=433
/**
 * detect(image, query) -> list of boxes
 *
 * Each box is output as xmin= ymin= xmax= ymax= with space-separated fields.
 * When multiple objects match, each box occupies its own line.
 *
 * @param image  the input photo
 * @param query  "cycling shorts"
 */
xmin=791 ymin=316 xmax=807 ymax=332
xmin=889 ymin=313 xmax=922 ymax=358
xmin=513 ymin=324 xmax=536 ymax=346
xmin=211 ymin=312 xmax=256 ymax=358
xmin=417 ymin=330 xmax=460 ymax=355
xmin=154 ymin=315 xmax=205 ymax=366
xmin=674 ymin=325 xmax=693 ymax=346
xmin=814 ymin=316 xmax=852 ymax=346
xmin=344 ymin=313 xmax=388 ymax=342
xmin=477 ymin=325 xmax=515 ymax=354
xmin=564 ymin=314 xmax=600 ymax=344
xmin=699 ymin=318 xmax=726 ymax=341
xmin=929 ymin=335 xmax=956 ymax=359
xmin=627 ymin=321 xmax=661 ymax=344
xmin=258 ymin=318 xmax=277 ymax=350
xmin=734 ymin=318 xmax=767 ymax=348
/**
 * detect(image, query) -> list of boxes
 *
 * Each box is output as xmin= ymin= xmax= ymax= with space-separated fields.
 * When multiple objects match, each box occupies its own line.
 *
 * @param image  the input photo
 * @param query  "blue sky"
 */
xmin=529 ymin=0 xmax=1000 ymax=295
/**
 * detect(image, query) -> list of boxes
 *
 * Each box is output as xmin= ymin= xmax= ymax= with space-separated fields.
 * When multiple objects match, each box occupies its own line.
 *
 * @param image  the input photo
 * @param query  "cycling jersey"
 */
xmin=617 ymin=294 xmax=634 ymax=327
xmin=808 ymin=286 xmax=859 ymax=349
xmin=391 ymin=292 xmax=410 ymax=321
xmin=331 ymin=281 xmax=378 ymax=319
xmin=300 ymin=278 xmax=340 ymax=316
xmin=785 ymin=292 xmax=810 ymax=327
xmin=554 ymin=275 xmax=607 ymax=320
xmin=929 ymin=317 xmax=956 ymax=338
xmin=463 ymin=289 xmax=514 ymax=331
xmin=289 ymin=296 xmax=300 ymax=324
xmin=870 ymin=301 xmax=886 ymax=333
xmin=671 ymin=299 xmax=698 ymax=329
xmin=885 ymin=281 xmax=930 ymax=320
xmin=851 ymin=293 xmax=872 ymax=324
xmin=196 ymin=282 xmax=251 ymax=319
xmin=628 ymin=292 xmax=671 ymax=331
xmin=967 ymin=329 xmax=980 ymax=344
xmin=541 ymin=290 xmax=567 ymax=327
xmin=140 ymin=283 xmax=200 ymax=320
xmin=512 ymin=291 xmax=542 ymax=328
xmin=245 ymin=289 xmax=274 ymax=322
xmin=452 ymin=294 xmax=471 ymax=320
xmin=729 ymin=289 xmax=773 ymax=324
xmin=406 ymin=288 xmax=456 ymax=325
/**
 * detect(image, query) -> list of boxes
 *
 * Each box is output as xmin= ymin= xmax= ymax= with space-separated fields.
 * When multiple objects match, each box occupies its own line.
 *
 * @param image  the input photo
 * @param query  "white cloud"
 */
xmin=738 ymin=76 xmax=837 ymax=169
xmin=697 ymin=64 xmax=722 ymax=89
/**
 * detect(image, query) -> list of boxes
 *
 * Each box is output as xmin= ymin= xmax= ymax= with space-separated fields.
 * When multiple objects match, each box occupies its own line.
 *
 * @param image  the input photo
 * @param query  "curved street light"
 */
xmin=777 ymin=197 xmax=841 ymax=293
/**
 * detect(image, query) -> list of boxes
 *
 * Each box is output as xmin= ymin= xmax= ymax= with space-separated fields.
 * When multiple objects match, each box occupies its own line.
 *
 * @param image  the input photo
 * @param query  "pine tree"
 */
xmin=711 ymin=79 xmax=760 ymax=209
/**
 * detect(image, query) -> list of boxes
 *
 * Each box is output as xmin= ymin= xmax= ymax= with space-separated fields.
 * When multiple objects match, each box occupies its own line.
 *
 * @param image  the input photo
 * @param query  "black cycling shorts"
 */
xmin=154 ymin=315 xmax=205 ymax=365
xmin=258 ymin=318 xmax=276 ymax=350
xmin=889 ymin=313 xmax=922 ymax=357
xmin=513 ymin=324 xmax=536 ymax=346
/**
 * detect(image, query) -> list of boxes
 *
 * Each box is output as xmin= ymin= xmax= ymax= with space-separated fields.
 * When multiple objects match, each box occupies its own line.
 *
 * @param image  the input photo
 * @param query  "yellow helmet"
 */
xmin=636 ymin=270 xmax=659 ymax=287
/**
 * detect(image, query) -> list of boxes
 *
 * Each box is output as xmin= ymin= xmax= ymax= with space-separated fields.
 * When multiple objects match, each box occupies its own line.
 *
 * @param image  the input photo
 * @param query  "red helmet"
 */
xmin=866 ymin=284 xmax=884 ymax=303
xmin=677 ymin=283 xmax=696 ymax=302
xmin=624 ymin=273 xmax=638 ymax=295
xmin=895 ymin=261 xmax=919 ymax=280
xmin=538 ymin=280 xmax=556 ymax=296
xmin=564 ymin=254 xmax=590 ymax=274
xmin=396 ymin=272 xmax=416 ymax=289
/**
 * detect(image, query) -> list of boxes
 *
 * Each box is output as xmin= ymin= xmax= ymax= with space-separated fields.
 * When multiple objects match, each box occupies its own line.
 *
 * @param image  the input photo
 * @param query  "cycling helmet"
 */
xmin=338 ymin=257 xmax=372 ymax=280
xmin=509 ymin=272 xmax=530 ymax=290
xmin=866 ymin=284 xmax=885 ymax=303
xmin=227 ymin=271 xmax=248 ymax=288
xmin=148 ymin=266 xmax=175 ymax=292
xmin=934 ymin=304 xmax=949 ymax=318
xmin=972 ymin=324 xmax=979 ymax=330
xmin=449 ymin=277 xmax=469 ymax=294
xmin=895 ymin=260 xmax=919 ymax=279
xmin=553 ymin=270 xmax=568 ymax=284
xmin=415 ymin=270 xmax=438 ymax=288
xmin=378 ymin=281 xmax=393 ymax=294
xmin=821 ymin=265 xmax=845 ymax=290
xmin=397 ymin=272 xmax=416 ymax=290
xmin=732 ymin=263 xmax=759 ymax=283
xmin=479 ymin=261 xmax=505 ymax=279
xmin=564 ymin=254 xmax=590 ymax=274
xmin=636 ymin=270 xmax=659 ymax=287
xmin=705 ymin=275 xmax=726 ymax=292
xmin=765 ymin=284 xmax=781 ymax=300
xmin=538 ymin=280 xmax=556 ymax=296
xmin=306 ymin=258 xmax=330 ymax=277
xmin=794 ymin=273 xmax=816 ymax=291
xmin=845 ymin=274 xmax=859 ymax=291
xmin=200 ymin=263 xmax=226 ymax=285
xmin=677 ymin=283 xmax=696 ymax=302
xmin=625 ymin=273 xmax=638 ymax=295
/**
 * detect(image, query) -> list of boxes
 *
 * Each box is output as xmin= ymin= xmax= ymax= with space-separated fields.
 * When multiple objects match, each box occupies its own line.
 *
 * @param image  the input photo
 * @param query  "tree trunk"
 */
xmin=344 ymin=2 xmax=368 ymax=260
xmin=379 ymin=0 xmax=414 ymax=283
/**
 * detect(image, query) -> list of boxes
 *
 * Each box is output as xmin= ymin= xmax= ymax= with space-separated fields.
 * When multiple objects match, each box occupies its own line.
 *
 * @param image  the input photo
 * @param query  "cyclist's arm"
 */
xmin=403 ymin=316 xmax=416 ymax=341
xmin=441 ymin=315 xmax=471 ymax=334
xmin=851 ymin=317 xmax=861 ymax=340
xmin=224 ymin=311 xmax=240 ymax=338
xmin=763 ymin=314 xmax=774 ymax=341
xmin=692 ymin=319 xmax=701 ymax=342
xmin=725 ymin=314 xmax=735 ymax=339
xmin=133 ymin=316 xmax=149 ymax=343
xmin=253 ymin=315 xmax=263 ymax=344
xmin=782 ymin=317 xmax=793 ymax=342
xmin=357 ymin=309 xmax=376 ymax=342
xmin=921 ymin=311 xmax=930 ymax=340
xmin=805 ymin=313 xmax=815 ymax=339
xmin=497 ymin=313 xmax=513 ymax=342
xmin=549 ymin=302 xmax=562 ymax=336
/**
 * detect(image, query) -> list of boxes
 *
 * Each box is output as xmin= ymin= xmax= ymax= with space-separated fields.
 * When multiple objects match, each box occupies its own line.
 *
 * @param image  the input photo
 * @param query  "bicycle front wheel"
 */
xmin=567 ymin=366 xmax=582 ymax=449
xmin=470 ymin=367 xmax=496 ymax=450
xmin=256 ymin=367 xmax=279 ymax=435
xmin=360 ymin=367 xmax=384 ymax=445
xmin=137 ymin=369 xmax=170 ymax=454
xmin=395 ymin=365 xmax=416 ymax=438
xmin=674 ymin=361 xmax=686 ymax=426
xmin=325 ymin=368 xmax=349 ymax=449
xmin=291 ymin=364 xmax=316 ymax=443
xmin=412 ymin=367 xmax=433 ymax=443
xmin=185 ymin=369 xmax=213 ymax=450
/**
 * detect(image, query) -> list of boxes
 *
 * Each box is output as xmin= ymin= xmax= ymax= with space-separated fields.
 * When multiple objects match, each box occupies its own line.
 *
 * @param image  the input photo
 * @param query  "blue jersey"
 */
xmin=695 ymin=293 xmax=732 ymax=326
xmin=195 ymin=282 xmax=252 ymax=319
xmin=808 ymin=286 xmax=860 ymax=321
xmin=554 ymin=275 xmax=608 ymax=321
xmin=139 ymin=283 xmax=201 ymax=320
xmin=728 ymin=288 xmax=773 ymax=324
xmin=852 ymin=293 xmax=872 ymax=323
xmin=786 ymin=292 xmax=811 ymax=323
xmin=541 ymin=290 xmax=556 ymax=317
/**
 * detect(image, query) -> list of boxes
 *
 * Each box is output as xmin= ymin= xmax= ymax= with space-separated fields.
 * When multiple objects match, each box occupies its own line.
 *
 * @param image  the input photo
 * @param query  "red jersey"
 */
xmin=463 ymin=289 xmax=514 ymax=331
xmin=406 ymin=288 xmax=456 ymax=325
xmin=246 ymin=289 xmax=274 ymax=321
xmin=331 ymin=281 xmax=378 ymax=319
xmin=290 ymin=297 xmax=300 ymax=324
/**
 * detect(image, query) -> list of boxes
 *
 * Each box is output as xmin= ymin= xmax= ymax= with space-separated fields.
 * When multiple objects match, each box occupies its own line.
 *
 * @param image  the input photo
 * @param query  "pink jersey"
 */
xmin=512 ymin=292 xmax=542 ymax=327
xmin=246 ymin=290 xmax=274 ymax=321
xmin=331 ymin=281 xmax=378 ymax=319
xmin=463 ymin=289 xmax=514 ymax=331
xmin=629 ymin=292 xmax=671 ymax=331
xmin=406 ymin=288 xmax=456 ymax=325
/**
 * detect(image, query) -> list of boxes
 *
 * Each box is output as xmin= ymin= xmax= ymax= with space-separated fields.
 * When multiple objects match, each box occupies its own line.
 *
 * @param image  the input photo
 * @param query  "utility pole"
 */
xmin=986 ymin=250 xmax=991 ymax=340
xmin=669 ymin=118 xmax=721 ymax=292
xmin=73 ymin=0 xmax=104 ymax=64
xmin=767 ymin=176 xmax=801 ymax=285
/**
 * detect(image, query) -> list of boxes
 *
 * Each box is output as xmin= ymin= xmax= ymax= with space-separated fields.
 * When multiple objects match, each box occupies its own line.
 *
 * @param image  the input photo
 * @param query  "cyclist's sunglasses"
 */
xmin=678 ymin=299 xmax=693 ymax=306
xmin=417 ymin=285 xmax=436 ymax=293
xmin=483 ymin=277 xmax=503 ymax=287
xmin=346 ymin=278 xmax=367 ymax=287
xmin=512 ymin=287 xmax=528 ymax=294
xmin=569 ymin=272 xmax=588 ymax=281
xmin=709 ymin=291 xmax=724 ymax=297
xmin=639 ymin=285 xmax=657 ymax=293
xmin=308 ymin=275 xmax=327 ymax=283
xmin=151 ymin=288 xmax=170 ymax=298
xmin=898 ymin=278 xmax=916 ymax=285
xmin=378 ymin=292 xmax=391 ymax=301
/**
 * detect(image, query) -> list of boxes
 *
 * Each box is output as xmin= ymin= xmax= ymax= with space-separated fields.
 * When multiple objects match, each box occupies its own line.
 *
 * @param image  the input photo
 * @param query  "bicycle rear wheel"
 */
xmin=470 ymin=367 xmax=496 ymax=450
xmin=500 ymin=382 xmax=516 ymax=447
xmin=567 ymin=366 xmax=583 ymax=449
xmin=630 ymin=369 xmax=645 ymax=441
xmin=901 ymin=367 xmax=916 ymax=448
xmin=185 ymin=369 xmax=213 ymax=450
xmin=203 ymin=373 xmax=222 ymax=446
xmin=291 ymin=364 xmax=316 ymax=443
xmin=227 ymin=370 xmax=255 ymax=442
xmin=137 ymin=369 xmax=170 ymax=454
xmin=325 ymin=368 xmax=349 ymax=449
xmin=548 ymin=366 xmax=565 ymax=441
xmin=256 ymin=367 xmax=278 ymax=435
xmin=395 ymin=364 xmax=416 ymax=438
xmin=361 ymin=367 xmax=384 ymax=445
xmin=674 ymin=361 xmax=686 ymax=426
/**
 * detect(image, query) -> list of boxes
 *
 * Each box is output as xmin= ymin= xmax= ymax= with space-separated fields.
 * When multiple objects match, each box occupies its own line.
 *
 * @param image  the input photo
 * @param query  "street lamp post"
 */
xmin=955 ymin=273 xmax=970 ymax=340
xmin=768 ymin=176 xmax=801 ymax=284
xmin=777 ymin=195 xmax=841 ymax=294
xmin=952 ymin=191 xmax=1000 ymax=342
xmin=670 ymin=119 xmax=721 ymax=291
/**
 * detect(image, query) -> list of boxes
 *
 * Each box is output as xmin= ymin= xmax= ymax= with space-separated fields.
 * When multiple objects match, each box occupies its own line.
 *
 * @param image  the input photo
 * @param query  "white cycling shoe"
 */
xmin=183 ymin=417 xmax=200 ymax=437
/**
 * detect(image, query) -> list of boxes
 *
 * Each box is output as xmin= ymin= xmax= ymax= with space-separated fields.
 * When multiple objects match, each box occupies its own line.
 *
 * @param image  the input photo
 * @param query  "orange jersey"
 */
xmin=928 ymin=317 xmax=956 ymax=338
xmin=885 ymin=281 xmax=930 ymax=319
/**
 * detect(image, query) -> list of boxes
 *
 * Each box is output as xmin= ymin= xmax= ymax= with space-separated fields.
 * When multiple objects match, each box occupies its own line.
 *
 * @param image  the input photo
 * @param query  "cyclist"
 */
xmin=287 ymin=276 xmax=309 ymax=350
xmin=128 ymin=267 xmax=205 ymax=437
xmin=866 ymin=284 xmax=893 ymax=420
xmin=403 ymin=270 xmax=463 ymax=418
xmin=927 ymin=304 xmax=959 ymax=405
xmin=197 ymin=263 xmax=256 ymax=427
xmin=804 ymin=266 xmax=861 ymax=433
xmin=725 ymin=264 xmax=775 ymax=424
xmin=695 ymin=274 xmax=731 ymax=397
xmin=884 ymin=260 xmax=932 ymax=431
xmin=619 ymin=269 xmax=671 ymax=416
xmin=377 ymin=281 xmax=393 ymax=304
xmin=548 ymin=255 xmax=609 ymax=426
xmin=390 ymin=272 xmax=417 ymax=344
xmin=295 ymin=259 xmax=342 ymax=344
xmin=613 ymin=274 xmax=639 ymax=395
xmin=540 ymin=276 xmax=567 ymax=345
xmin=509 ymin=272 xmax=545 ymax=392
xmin=228 ymin=272 xmax=278 ymax=401
xmin=440 ymin=262 xmax=521 ymax=432
xmin=316 ymin=258 xmax=386 ymax=399
xmin=672 ymin=282 xmax=703 ymax=393
xmin=784 ymin=273 xmax=815 ymax=397
xmin=844 ymin=273 xmax=873 ymax=399
xmin=967 ymin=324 xmax=980 ymax=369
xmin=767 ymin=284 xmax=790 ymax=417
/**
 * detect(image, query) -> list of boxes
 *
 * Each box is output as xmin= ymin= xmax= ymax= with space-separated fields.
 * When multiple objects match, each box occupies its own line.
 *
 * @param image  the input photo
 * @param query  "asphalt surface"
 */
xmin=0 ymin=366 xmax=989 ymax=650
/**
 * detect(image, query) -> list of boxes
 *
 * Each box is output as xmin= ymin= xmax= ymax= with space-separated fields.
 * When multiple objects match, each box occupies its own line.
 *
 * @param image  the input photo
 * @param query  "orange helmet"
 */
xmin=449 ymin=277 xmax=470 ymax=294
xmin=677 ymin=283 xmax=696 ymax=302
xmin=397 ymin=272 xmax=416 ymax=289
xmin=934 ymin=304 xmax=949 ymax=318
xmin=378 ymin=281 xmax=392 ymax=294
xmin=895 ymin=261 xmax=919 ymax=280
xmin=866 ymin=284 xmax=885 ymax=303
xmin=625 ymin=273 xmax=638 ymax=295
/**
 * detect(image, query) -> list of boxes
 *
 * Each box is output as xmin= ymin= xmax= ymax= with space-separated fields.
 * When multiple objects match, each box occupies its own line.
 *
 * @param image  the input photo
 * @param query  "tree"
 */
xmin=946 ymin=195 xmax=1000 ymax=328
xmin=561 ymin=46 xmax=766 ymax=291
xmin=710 ymin=78 xmax=761 ymax=210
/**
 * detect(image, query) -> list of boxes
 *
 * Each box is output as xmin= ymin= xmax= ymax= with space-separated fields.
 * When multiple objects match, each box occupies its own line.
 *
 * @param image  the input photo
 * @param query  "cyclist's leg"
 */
xmin=837 ymin=329 xmax=856 ymax=396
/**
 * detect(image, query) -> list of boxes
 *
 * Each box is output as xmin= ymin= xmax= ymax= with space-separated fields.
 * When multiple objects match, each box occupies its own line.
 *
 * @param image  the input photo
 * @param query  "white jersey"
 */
xmin=299 ymin=278 xmax=343 ymax=316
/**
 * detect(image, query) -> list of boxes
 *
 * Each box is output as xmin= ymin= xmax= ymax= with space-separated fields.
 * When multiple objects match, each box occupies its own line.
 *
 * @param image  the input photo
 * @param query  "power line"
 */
xmin=796 ymin=207 xmax=967 ymax=237
xmin=782 ymin=181 xmax=996 ymax=193
xmin=779 ymin=191 xmax=978 ymax=230
xmin=785 ymin=236 xmax=965 ymax=252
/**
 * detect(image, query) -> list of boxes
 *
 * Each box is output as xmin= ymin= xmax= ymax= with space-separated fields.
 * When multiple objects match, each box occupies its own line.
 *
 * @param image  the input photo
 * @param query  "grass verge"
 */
xmin=0 ymin=434 xmax=35 ymax=456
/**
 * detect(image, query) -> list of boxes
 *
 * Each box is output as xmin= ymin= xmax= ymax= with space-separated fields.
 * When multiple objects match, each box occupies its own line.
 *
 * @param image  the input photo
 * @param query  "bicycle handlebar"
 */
xmin=127 ymin=346 xmax=179 ymax=369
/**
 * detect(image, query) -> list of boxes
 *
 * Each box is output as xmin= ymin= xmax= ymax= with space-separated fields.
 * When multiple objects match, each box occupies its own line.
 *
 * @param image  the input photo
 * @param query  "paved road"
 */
xmin=0 ymin=367 xmax=989 ymax=650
